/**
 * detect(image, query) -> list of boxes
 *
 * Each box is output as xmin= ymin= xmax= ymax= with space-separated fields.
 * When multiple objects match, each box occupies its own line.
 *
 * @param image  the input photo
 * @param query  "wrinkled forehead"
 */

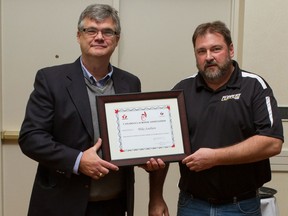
xmin=194 ymin=33 xmax=226 ymax=48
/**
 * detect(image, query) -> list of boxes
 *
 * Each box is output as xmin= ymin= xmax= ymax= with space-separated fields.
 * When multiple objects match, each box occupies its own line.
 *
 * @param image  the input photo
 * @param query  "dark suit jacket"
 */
xmin=19 ymin=58 xmax=141 ymax=216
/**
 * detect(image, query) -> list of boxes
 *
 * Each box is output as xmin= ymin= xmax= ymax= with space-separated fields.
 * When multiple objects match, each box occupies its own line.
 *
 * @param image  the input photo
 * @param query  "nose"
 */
xmin=205 ymin=50 xmax=214 ymax=61
xmin=94 ymin=31 xmax=104 ymax=40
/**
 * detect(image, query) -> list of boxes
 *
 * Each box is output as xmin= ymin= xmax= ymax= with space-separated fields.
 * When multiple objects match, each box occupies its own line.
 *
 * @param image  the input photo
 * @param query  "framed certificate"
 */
xmin=96 ymin=90 xmax=191 ymax=166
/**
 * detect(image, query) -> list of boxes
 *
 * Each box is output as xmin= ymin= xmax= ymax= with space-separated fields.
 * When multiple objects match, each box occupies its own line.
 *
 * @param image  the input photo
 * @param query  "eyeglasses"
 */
xmin=81 ymin=27 xmax=118 ymax=38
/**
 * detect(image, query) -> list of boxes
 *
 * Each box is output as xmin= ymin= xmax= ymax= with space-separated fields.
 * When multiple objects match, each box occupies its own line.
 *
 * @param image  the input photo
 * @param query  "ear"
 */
xmin=229 ymin=43 xmax=234 ymax=58
xmin=115 ymin=35 xmax=120 ymax=45
xmin=77 ymin=31 xmax=81 ymax=43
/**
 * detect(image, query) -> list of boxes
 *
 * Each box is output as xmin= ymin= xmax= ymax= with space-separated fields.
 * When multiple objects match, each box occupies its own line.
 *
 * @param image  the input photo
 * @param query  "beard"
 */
xmin=197 ymin=57 xmax=232 ymax=82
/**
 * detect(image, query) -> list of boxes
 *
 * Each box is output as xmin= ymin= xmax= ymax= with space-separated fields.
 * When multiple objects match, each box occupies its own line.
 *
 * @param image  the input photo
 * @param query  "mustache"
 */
xmin=204 ymin=61 xmax=218 ymax=70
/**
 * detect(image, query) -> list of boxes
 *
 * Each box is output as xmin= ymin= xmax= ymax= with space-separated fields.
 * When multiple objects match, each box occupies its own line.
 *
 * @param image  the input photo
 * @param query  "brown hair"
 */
xmin=192 ymin=21 xmax=232 ymax=48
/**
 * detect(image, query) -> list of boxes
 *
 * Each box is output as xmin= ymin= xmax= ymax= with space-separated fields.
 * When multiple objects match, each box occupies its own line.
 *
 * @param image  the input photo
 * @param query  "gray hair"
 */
xmin=78 ymin=4 xmax=121 ymax=35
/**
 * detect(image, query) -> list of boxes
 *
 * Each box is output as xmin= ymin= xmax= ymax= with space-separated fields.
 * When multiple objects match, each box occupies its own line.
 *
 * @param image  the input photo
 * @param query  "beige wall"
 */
xmin=242 ymin=0 xmax=288 ymax=215
xmin=119 ymin=0 xmax=242 ymax=92
xmin=0 ymin=0 xmax=287 ymax=216
xmin=0 ymin=0 xmax=3 ymax=214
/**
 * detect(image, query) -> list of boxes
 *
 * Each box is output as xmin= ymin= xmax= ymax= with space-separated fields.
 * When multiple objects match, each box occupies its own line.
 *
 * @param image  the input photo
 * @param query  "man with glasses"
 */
xmin=149 ymin=21 xmax=283 ymax=216
xmin=19 ymin=4 xmax=164 ymax=216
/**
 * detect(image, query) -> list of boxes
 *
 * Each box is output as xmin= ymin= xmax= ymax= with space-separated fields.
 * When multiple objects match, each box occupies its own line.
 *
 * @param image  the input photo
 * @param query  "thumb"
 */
xmin=93 ymin=138 xmax=102 ymax=151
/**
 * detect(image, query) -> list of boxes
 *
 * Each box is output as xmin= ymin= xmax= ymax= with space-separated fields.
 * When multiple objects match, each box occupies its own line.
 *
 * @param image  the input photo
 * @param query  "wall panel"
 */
xmin=242 ymin=1 xmax=288 ymax=215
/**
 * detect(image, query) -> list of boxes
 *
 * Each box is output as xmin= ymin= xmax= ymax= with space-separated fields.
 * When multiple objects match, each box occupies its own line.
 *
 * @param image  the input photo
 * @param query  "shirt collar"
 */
xmin=80 ymin=56 xmax=113 ymax=87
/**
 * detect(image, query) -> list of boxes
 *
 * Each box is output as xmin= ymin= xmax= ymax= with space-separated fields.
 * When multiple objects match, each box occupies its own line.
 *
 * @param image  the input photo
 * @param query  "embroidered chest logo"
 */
xmin=221 ymin=93 xmax=241 ymax=101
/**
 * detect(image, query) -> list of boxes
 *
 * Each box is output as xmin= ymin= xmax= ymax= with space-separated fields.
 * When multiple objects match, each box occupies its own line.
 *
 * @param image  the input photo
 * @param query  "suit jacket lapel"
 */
xmin=65 ymin=59 xmax=94 ymax=141
xmin=112 ymin=67 xmax=130 ymax=94
xmin=64 ymin=63 xmax=134 ymax=142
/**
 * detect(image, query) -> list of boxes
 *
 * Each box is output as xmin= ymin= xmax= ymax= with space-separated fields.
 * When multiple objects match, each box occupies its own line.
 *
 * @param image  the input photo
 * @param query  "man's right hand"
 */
xmin=79 ymin=138 xmax=119 ymax=180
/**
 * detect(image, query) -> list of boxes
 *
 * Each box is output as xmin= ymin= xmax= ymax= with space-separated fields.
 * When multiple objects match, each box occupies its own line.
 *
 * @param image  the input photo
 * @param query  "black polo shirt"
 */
xmin=174 ymin=60 xmax=284 ymax=199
